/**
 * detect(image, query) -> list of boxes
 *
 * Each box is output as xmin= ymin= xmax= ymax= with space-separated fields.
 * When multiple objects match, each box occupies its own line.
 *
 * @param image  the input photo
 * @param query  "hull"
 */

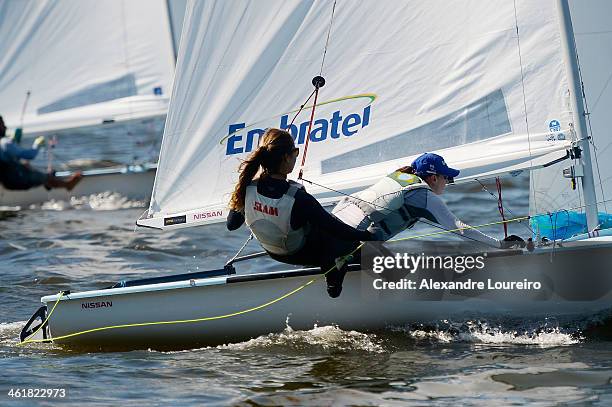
xmin=0 ymin=164 xmax=156 ymax=208
xmin=23 ymin=238 xmax=612 ymax=350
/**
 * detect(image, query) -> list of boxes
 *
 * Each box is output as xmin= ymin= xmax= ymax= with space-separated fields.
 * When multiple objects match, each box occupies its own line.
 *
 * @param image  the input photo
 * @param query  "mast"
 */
xmin=556 ymin=0 xmax=599 ymax=232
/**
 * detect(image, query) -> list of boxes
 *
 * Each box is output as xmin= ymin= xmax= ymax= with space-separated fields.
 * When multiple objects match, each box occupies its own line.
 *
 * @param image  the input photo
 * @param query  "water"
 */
xmin=1 ymin=124 xmax=611 ymax=405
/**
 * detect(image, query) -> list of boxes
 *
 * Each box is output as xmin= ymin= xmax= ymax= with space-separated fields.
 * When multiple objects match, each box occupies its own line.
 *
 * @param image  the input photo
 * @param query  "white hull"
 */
xmin=22 ymin=238 xmax=612 ymax=350
xmin=0 ymin=164 xmax=156 ymax=208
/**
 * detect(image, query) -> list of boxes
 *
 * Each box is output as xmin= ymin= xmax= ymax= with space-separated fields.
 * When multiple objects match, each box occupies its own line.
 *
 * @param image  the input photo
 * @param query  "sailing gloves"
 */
xmin=367 ymin=225 xmax=386 ymax=241
xmin=33 ymin=136 xmax=46 ymax=149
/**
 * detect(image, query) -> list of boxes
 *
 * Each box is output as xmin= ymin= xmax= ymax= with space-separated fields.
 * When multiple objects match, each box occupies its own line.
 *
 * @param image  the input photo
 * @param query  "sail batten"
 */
xmin=143 ymin=0 xmax=576 ymax=230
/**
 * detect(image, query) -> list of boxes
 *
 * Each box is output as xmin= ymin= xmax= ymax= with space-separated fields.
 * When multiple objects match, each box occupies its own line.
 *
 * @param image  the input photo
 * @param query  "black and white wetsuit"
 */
xmin=227 ymin=176 xmax=374 ymax=267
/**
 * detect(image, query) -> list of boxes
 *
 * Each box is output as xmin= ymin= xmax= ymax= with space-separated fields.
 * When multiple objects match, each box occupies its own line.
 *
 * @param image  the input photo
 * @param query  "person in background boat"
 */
xmin=0 ymin=115 xmax=82 ymax=191
xmin=332 ymin=152 xmax=526 ymax=249
xmin=227 ymin=128 xmax=382 ymax=298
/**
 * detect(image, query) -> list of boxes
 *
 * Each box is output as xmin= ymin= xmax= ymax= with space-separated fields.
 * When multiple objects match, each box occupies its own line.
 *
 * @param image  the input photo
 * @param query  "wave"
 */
xmin=393 ymin=320 xmax=582 ymax=347
xmin=218 ymin=324 xmax=384 ymax=353
xmin=41 ymin=191 xmax=146 ymax=211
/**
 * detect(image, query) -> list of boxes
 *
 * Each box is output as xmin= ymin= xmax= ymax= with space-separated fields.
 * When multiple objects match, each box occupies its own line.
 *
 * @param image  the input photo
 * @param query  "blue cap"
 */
xmin=412 ymin=153 xmax=460 ymax=179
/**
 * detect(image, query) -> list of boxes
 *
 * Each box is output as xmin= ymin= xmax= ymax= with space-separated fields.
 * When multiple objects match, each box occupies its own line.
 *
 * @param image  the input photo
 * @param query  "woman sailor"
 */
xmin=227 ymin=128 xmax=381 ymax=298
xmin=332 ymin=152 xmax=525 ymax=249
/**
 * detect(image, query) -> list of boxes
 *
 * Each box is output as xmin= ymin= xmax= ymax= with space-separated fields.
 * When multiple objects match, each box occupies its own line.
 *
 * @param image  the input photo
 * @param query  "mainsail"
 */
xmin=0 ymin=0 xmax=176 ymax=136
xmin=139 ymin=0 xmax=577 ymax=230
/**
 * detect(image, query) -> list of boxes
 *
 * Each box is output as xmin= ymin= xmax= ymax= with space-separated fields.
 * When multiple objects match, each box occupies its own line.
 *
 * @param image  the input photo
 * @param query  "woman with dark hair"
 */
xmin=227 ymin=128 xmax=380 ymax=298
xmin=332 ymin=152 xmax=524 ymax=248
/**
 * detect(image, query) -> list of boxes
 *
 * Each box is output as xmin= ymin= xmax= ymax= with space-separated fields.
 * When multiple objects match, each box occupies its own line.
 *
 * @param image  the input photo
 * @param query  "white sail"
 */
xmin=0 ymin=0 xmax=176 ymax=135
xmin=139 ymin=0 xmax=575 ymax=230
xmin=530 ymin=0 xmax=612 ymax=239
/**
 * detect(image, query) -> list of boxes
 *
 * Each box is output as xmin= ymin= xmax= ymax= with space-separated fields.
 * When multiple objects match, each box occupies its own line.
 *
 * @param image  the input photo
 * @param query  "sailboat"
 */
xmin=20 ymin=0 xmax=612 ymax=349
xmin=0 ymin=0 xmax=183 ymax=208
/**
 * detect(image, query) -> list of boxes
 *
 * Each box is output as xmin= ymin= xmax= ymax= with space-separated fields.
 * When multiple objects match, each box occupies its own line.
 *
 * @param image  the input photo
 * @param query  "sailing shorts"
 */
xmin=0 ymin=161 xmax=48 ymax=190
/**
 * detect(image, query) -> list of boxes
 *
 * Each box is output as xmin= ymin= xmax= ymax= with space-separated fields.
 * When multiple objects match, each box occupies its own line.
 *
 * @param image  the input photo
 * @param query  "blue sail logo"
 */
xmin=222 ymin=94 xmax=376 ymax=156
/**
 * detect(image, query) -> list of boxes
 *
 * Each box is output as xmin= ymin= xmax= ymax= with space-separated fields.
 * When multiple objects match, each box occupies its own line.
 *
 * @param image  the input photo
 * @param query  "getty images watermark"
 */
xmin=371 ymin=251 xmax=541 ymax=291
xmin=351 ymin=241 xmax=607 ymax=303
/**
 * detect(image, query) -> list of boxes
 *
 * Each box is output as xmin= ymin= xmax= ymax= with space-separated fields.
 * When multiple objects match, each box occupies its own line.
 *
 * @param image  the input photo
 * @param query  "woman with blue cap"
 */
xmin=332 ymin=152 xmax=524 ymax=248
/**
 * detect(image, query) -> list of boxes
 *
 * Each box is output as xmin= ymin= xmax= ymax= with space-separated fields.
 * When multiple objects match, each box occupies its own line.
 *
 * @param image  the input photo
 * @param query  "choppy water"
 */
xmin=1 ymin=123 xmax=611 ymax=405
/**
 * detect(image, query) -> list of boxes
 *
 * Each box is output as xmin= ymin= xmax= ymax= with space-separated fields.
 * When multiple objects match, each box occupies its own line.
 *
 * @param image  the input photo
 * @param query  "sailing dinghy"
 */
xmin=0 ymin=0 xmax=180 ymax=208
xmin=0 ymin=163 xmax=156 ymax=209
xmin=21 ymin=0 xmax=612 ymax=349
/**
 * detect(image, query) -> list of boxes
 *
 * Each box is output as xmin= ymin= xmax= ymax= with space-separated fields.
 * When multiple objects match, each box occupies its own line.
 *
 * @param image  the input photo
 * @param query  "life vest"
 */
xmin=244 ymin=179 xmax=307 ymax=255
xmin=332 ymin=171 xmax=430 ymax=240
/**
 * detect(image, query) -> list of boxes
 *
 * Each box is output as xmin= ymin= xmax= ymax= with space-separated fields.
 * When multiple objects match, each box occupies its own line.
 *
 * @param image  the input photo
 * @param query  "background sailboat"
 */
xmin=0 ymin=0 xmax=186 ymax=208
xmin=21 ymin=0 xmax=612 ymax=349
xmin=0 ymin=0 xmax=175 ymax=135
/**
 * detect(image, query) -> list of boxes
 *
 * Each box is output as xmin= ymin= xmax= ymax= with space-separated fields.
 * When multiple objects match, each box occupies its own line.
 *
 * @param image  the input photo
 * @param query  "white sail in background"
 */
xmin=0 ymin=0 xmax=176 ymax=136
xmin=139 ymin=0 xmax=575 ymax=230
xmin=530 ymin=0 xmax=612 ymax=238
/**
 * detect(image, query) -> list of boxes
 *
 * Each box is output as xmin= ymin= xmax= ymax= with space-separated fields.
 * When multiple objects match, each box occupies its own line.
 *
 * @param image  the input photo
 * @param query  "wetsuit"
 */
xmin=0 ymin=138 xmax=47 ymax=190
xmin=227 ymin=176 xmax=373 ymax=267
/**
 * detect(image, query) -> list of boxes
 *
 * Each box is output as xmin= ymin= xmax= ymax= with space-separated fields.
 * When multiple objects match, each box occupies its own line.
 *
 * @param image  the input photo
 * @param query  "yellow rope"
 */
xmin=19 ymin=290 xmax=65 ymax=345
xmin=19 ymin=214 xmax=528 ymax=345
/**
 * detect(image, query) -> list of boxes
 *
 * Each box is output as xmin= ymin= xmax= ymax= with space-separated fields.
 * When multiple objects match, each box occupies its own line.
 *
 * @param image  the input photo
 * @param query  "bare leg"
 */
xmin=45 ymin=171 xmax=83 ymax=191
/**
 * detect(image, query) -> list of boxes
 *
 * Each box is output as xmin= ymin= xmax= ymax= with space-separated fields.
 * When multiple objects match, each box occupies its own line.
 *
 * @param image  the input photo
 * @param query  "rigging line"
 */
xmin=388 ymin=215 xmax=530 ymax=244
xmin=288 ymin=88 xmax=317 ymax=127
xmin=575 ymin=30 xmax=612 ymax=36
xmin=476 ymin=179 xmax=535 ymax=236
xmin=298 ymin=80 xmax=323 ymax=180
xmin=574 ymin=151 xmax=586 ymax=227
xmin=404 ymin=218 xmax=513 ymax=246
xmin=120 ymin=1 xmax=136 ymax=141
xmin=306 ymin=170 xmax=612 ymax=234
xmin=319 ymin=0 xmax=338 ymax=75
xmin=496 ymin=177 xmax=509 ymax=238
xmin=571 ymin=32 xmax=608 ymax=213
xmin=46 ymin=135 xmax=58 ymax=174
xmin=512 ymin=0 xmax=537 ymax=215
xmin=19 ymin=91 xmax=31 ymax=128
xmin=226 ymin=233 xmax=254 ymax=266
xmin=296 ymin=0 xmax=336 ymax=179
xmin=590 ymin=69 xmax=612 ymax=113
xmin=587 ymin=128 xmax=608 ymax=214
xmin=303 ymin=175 xmax=523 ymax=245
xmin=301 ymin=176 xmax=395 ymax=212
xmin=304 ymin=174 xmax=520 ymax=217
